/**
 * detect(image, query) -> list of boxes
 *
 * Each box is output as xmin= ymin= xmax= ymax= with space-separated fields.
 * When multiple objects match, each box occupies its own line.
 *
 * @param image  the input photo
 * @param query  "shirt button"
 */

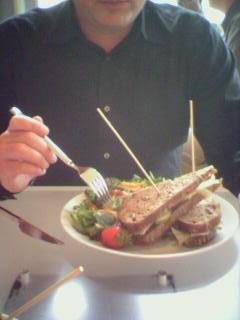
xmin=104 ymin=152 xmax=110 ymax=159
xmin=104 ymin=105 xmax=111 ymax=112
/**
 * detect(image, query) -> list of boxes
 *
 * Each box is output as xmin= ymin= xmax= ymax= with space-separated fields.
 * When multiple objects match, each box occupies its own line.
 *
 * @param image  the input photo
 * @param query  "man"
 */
xmin=0 ymin=0 xmax=240 ymax=198
xmin=209 ymin=0 xmax=240 ymax=72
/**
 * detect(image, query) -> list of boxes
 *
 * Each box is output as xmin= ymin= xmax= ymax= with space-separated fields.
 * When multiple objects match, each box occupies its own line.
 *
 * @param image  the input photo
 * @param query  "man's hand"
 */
xmin=0 ymin=115 xmax=57 ymax=193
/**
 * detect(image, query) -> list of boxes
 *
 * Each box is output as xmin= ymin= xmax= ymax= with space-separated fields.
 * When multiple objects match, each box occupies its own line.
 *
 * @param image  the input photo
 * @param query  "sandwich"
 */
xmin=117 ymin=165 xmax=222 ymax=246
xmin=171 ymin=196 xmax=221 ymax=247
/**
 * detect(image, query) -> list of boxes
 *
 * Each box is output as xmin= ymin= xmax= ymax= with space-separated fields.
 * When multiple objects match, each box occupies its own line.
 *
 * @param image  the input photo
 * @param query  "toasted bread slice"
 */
xmin=176 ymin=197 xmax=221 ymax=233
xmin=171 ymin=195 xmax=222 ymax=248
xmin=171 ymin=227 xmax=217 ymax=248
xmin=118 ymin=165 xmax=217 ymax=233
xmin=134 ymin=179 xmax=222 ymax=244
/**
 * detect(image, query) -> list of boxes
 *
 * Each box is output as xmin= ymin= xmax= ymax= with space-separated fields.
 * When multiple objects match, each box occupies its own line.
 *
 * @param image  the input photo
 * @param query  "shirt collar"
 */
xmin=41 ymin=0 xmax=185 ymax=45
xmin=40 ymin=0 xmax=82 ymax=44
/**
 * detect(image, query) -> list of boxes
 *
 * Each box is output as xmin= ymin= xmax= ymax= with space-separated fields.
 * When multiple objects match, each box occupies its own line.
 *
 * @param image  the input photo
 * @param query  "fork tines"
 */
xmin=80 ymin=168 xmax=110 ymax=202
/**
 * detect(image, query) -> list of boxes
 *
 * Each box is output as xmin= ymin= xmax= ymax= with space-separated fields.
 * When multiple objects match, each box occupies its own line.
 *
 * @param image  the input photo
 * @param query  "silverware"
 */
xmin=0 ymin=206 xmax=64 ymax=245
xmin=10 ymin=106 xmax=110 ymax=202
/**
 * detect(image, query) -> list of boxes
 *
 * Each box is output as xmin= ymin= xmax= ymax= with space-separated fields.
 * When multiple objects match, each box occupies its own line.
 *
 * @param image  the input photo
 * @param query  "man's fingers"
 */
xmin=0 ymin=162 xmax=47 ymax=193
xmin=33 ymin=115 xmax=44 ymax=123
xmin=2 ymin=130 xmax=57 ymax=165
xmin=4 ymin=160 xmax=47 ymax=176
xmin=0 ymin=114 xmax=56 ymax=193
xmin=2 ymin=139 xmax=58 ymax=169
xmin=8 ymin=115 xmax=49 ymax=136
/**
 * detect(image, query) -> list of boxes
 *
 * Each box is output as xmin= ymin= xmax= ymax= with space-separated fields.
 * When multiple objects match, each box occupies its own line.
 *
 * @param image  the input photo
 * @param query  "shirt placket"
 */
xmin=97 ymin=53 xmax=118 ymax=172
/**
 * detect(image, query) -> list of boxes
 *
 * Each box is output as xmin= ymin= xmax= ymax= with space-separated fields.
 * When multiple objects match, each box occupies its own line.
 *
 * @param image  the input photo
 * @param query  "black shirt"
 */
xmin=0 ymin=0 xmax=240 ymax=194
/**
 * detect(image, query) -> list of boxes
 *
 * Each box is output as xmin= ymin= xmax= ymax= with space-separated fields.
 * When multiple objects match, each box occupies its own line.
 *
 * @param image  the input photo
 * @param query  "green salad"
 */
xmin=70 ymin=173 xmax=164 ymax=242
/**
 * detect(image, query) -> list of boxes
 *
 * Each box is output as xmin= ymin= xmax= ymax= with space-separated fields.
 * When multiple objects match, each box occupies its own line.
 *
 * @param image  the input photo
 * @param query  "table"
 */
xmin=1 ymin=187 xmax=240 ymax=320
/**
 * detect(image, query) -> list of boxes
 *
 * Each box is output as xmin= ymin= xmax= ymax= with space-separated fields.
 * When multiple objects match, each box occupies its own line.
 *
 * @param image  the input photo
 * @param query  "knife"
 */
xmin=0 ymin=206 xmax=64 ymax=245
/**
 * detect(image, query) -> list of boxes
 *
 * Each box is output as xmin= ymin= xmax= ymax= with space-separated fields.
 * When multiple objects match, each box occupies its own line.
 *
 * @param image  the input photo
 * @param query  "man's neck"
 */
xmin=74 ymin=6 xmax=133 ymax=53
xmin=79 ymin=22 xmax=132 ymax=52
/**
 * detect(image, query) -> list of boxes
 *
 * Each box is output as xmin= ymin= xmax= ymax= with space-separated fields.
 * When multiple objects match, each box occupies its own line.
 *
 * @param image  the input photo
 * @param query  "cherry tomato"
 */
xmin=109 ymin=188 xmax=124 ymax=195
xmin=100 ymin=225 xmax=130 ymax=249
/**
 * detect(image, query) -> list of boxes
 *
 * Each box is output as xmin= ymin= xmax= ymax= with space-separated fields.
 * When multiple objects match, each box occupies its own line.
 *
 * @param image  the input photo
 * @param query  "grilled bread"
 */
xmin=134 ymin=179 xmax=222 ymax=244
xmin=118 ymin=166 xmax=217 ymax=234
xmin=176 ymin=197 xmax=221 ymax=233
xmin=171 ymin=196 xmax=222 ymax=247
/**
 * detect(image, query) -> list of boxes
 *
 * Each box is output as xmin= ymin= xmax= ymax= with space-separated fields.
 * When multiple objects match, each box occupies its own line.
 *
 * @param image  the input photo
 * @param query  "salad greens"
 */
xmin=110 ymin=172 xmax=163 ymax=185
xmin=70 ymin=193 xmax=121 ymax=239
xmin=70 ymin=173 xmax=164 ymax=239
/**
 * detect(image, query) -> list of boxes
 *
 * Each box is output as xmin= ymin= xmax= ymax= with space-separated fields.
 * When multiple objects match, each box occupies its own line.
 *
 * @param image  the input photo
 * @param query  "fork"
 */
xmin=10 ymin=106 xmax=110 ymax=202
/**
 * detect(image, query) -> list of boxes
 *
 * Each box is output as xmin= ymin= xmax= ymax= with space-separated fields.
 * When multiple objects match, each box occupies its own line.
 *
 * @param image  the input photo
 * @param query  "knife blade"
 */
xmin=0 ymin=206 xmax=64 ymax=245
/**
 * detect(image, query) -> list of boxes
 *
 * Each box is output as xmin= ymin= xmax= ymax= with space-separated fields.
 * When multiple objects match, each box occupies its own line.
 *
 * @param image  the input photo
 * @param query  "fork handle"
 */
xmin=10 ymin=106 xmax=75 ymax=168
xmin=43 ymin=135 xmax=74 ymax=167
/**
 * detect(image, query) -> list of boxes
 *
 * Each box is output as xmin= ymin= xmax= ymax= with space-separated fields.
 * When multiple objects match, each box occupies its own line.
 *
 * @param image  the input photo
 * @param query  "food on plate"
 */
xmin=70 ymin=173 xmax=163 ymax=240
xmin=70 ymin=196 xmax=117 ymax=239
xmin=101 ymin=225 xmax=131 ymax=249
xmin=69 ymin=166 xmax=222 ymax=250
xmin=107 ymin=172 xmax=164 ymax=192
xmin=119 ymin=166 xmax=221 ymax=242
xmin=172 ymin=196 xmax=222 ymax=247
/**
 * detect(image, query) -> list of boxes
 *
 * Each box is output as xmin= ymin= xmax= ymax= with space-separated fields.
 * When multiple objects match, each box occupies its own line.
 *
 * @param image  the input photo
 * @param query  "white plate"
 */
xmin=61 ymin=192 xmax=239 ymax=259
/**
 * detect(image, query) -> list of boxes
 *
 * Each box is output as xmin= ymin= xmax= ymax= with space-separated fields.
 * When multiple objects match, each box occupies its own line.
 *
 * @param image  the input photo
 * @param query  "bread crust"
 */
xmin=176 ymin=197 xmax=221 ymax=233
xmin=134 ymin=190 xmax=205 ymax=244
xmin=182 ymin=229 xmax=216 ymax=248
xmin=118 ymin=166 xmax=217 ymax=233
xmin=133 ymin=179 xmax=222 ymax=244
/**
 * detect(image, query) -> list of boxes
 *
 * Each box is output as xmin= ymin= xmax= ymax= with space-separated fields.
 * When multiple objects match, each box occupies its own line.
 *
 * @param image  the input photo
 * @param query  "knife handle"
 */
xmin=0 ymin=205 xmax=22 ymax=223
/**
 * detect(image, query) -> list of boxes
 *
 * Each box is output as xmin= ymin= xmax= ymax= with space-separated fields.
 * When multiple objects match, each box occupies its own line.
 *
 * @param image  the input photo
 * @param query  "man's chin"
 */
xmin=96 ymin=13 xmax=137 ymax=29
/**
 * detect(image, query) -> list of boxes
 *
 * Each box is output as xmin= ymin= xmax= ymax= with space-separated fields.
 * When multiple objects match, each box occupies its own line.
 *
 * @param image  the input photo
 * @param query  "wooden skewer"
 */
xmin=189 ymin=100 xmax=196 ymax=173
xmin=97 ymin=107 xmax=161 ymax=194
xmin=6 ymin=266 xmax=84 ymax=320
